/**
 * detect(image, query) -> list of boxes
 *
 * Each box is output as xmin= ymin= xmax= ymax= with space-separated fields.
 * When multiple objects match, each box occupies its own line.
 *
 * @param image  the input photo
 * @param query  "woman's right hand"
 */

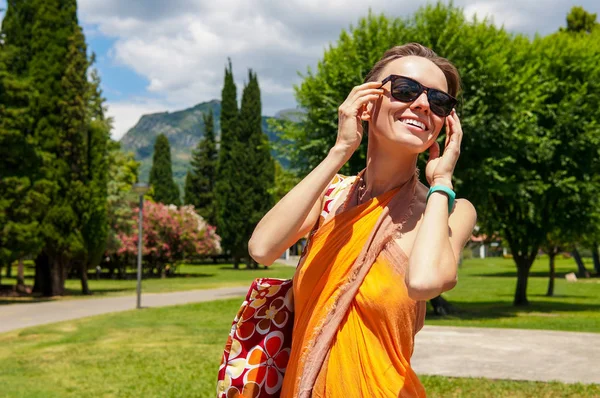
xmin=334 ymin=82 xmax=383 ymax=157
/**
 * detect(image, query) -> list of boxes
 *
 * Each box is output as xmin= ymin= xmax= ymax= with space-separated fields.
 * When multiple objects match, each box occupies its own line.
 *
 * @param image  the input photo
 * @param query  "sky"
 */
xmin=0 ymin=0 xmax=599 ymax=140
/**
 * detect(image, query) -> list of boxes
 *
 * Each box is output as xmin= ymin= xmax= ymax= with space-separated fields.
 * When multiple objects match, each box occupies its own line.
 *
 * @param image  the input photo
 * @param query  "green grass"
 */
xmin=425 ymin=256 xmax=600 ymax=332
xmin=0 ymin=263 xmax=296 ymax=304
xmin=2 ymin=256 xmax=599 ymax=333
xmin=0 ymin=299 xmax=597 ymax=397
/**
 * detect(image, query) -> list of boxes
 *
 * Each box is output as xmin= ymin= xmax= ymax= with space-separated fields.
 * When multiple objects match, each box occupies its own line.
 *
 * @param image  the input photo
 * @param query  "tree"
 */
xmin=149 ymin=134 xmax=181 ymax=206
xmin=78 ymin=65 xmax=112 ymax=294
xmin=214 ymin=60 xmax=247 ymax=268
xmin=564 ymin=6 xmax=598 ymax=33
xmin=537 ymin=25 xmax=600 ymax=292
xmin=10 ymin=0 xmax=94 ymax=297
xmin=0 ymin=0 xmax=48 ymax=288
xmin=184 ymin=109 xmax=218 ymax=225
xmin=238 ymin=70 xmax=275 ymax=267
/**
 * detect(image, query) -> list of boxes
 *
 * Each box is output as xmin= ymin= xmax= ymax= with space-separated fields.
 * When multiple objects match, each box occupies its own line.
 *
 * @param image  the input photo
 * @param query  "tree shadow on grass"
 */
xmin=427 ymin=300 xmax=600 ymax=321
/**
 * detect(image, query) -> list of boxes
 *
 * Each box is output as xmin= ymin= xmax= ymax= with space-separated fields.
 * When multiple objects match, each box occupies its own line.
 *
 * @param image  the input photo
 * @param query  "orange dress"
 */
xmin=281 ymin=179 xmax=426 ymax=398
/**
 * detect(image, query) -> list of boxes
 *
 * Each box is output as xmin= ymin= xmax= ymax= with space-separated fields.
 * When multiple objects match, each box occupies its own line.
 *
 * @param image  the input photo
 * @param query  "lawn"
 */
xmin=1 ymin=255 xmax=599 ymax=333
xmin=0 ymin=262 xmax=296 ymax=304
xmin=426 ymin=256 xmax=600 ymax=333
xmin=0 ymin=299 xmax=598 ymax=398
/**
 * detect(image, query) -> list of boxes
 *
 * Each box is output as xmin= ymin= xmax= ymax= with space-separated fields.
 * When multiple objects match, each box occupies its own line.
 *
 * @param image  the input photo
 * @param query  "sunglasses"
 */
xmin=380 ymin=75 xmax=457 ymax=117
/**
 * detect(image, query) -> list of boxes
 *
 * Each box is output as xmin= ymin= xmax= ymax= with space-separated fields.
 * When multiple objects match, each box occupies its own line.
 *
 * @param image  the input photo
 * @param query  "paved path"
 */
xmin=0 ymin=286 xmax=249 ymax=334
xmin=412 ymin=325 xmax=600 ymax=384
xmin=1 ymin=287 xmax=599 ymax=385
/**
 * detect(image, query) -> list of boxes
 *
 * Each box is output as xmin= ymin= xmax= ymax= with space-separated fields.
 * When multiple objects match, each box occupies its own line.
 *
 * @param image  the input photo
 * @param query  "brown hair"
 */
xmin=364 ymin=43 xmax=461 ymax=97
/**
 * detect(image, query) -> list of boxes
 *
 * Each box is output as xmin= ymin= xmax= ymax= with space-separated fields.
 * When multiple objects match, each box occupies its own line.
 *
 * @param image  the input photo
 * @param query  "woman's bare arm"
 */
xmin=248 ymin=147 xmax=349 ymax=265
xmin=249 ymin=82 xmax=384 ymax=265
xmin=406 ymin=110 xmax=477 ymax=300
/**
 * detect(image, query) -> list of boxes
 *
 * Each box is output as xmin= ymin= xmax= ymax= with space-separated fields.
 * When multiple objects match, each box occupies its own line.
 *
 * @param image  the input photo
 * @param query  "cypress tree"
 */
xmin=238 ymin=70 xmax=274 ymax=267
xmin=214 ymin=59 xmax=246 ymax=268
xmin=79 ymin=66 xmax=111 ymax=294
xmin=184 ymin=109 xmax=218 ymax=225
xmin=1 ymin=0 xmax=92 ymax=296
xmin=33 ymin=17 xmax=90 ymax=296
xmin=0 ymin=22 xmax=46 ymax=286
xmin=149 ymin=134 xmax=181 ymax=206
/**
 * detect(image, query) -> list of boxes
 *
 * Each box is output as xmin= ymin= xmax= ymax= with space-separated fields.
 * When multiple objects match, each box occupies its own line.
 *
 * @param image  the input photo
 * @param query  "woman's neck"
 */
xmin=362 ymin=136 xmax=418 ymax=199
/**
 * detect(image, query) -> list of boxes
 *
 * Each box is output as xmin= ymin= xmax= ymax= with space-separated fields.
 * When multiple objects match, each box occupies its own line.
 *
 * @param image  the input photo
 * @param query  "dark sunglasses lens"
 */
xmin=391 ymin=78 xmax=422 ymax=101
xmin=428 ymin=90 xmax=454 ymax=116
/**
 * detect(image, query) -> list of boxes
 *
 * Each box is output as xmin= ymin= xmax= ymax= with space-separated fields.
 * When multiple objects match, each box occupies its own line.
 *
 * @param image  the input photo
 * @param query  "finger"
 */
xmin=348 ymin=82 xmax=385 ymax=98
xmin=349 ymin=88 xmax=384 ymax=106
xmin=339 ymin=93 xmax=382 ymax=118
xmin=449 ymin=109 xmax=463 ymax=147
xmin=351 ymin=93 xmax=382 ymax=114
xmin=445 ymin=117 xmax=451 ymax=148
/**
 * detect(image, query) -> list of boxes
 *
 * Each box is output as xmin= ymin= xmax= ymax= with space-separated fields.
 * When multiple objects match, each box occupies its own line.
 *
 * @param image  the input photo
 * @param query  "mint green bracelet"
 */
xmin=426 ymin=185 xmax=456 ymax=213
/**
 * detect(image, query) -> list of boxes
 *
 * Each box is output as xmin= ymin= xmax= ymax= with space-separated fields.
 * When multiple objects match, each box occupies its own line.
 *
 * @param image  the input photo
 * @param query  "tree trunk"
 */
xmin=429 ymin=295 xmax=455 ymax=316
xmin=233 ymin=255 xmax=240 ymax=270
xmin=572 ymin=248 xmax=590 ymax=278
xmin=546 ymin=251 xmax=556 ymax=297
xmin=6 ymin=262 xmax=12 ymax=278
xmin=33 ymin=252 xmax=66 ymax=296
xmin=80 ymin=263 xmax=90 ymax=295
xmin=514 ymin=260 xmax=531 ymax=306
xmin=592 ymin=242 xmax=600 ymax=275
xmin=16 ymin=258 xmax=25 ymax=287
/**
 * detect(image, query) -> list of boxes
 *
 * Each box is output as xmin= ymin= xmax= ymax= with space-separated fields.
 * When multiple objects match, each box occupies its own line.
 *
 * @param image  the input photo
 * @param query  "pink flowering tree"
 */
xmin=111 ymin=202 xmax=221 ymax=277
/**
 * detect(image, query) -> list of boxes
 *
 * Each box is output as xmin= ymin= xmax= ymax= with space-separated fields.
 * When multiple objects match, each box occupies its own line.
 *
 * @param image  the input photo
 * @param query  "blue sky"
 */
xmin=1 ymin=0 xmax=599 ymax=140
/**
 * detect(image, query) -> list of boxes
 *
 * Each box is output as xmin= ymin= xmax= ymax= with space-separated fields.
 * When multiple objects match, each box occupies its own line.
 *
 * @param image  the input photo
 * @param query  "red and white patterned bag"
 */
xmin=216 ymin=278 xmax=294 ymax=398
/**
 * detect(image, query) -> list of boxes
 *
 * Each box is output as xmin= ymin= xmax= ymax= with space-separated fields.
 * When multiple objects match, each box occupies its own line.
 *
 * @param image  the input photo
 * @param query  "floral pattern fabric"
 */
xmin=217 ymin=278 xmax=294 ymax=398
xmin=318 ymin=174 xmax=356 ymax=228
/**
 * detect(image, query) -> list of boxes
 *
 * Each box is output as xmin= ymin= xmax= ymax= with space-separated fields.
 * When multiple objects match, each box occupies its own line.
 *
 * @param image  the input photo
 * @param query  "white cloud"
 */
xmin=78 ymin=0 xmax=600 ymax=139
xmin=106 ymin=100 xmax=177 ymax=141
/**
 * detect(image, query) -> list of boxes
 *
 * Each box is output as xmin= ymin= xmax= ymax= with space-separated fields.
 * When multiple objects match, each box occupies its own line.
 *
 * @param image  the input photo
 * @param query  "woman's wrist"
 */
xmin=328 ymin=145 xmax=353 ymax=166
xmin=431 ymin=177 xmax=453 ymax=190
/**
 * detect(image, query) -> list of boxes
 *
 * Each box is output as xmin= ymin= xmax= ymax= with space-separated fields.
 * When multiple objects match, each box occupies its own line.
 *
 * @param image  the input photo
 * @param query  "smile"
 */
xmin=399 ymin=117 xmax=428 ymax=131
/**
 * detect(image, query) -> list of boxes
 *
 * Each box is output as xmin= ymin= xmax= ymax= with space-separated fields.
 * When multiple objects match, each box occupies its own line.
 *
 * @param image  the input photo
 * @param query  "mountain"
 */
xmin=119 ymin=100 xmax=290 ymax=191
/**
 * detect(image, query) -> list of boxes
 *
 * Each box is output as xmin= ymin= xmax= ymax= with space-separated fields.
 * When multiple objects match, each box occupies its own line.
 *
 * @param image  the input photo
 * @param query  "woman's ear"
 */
xmin=360 ymin=101 xmax=375 ymax=121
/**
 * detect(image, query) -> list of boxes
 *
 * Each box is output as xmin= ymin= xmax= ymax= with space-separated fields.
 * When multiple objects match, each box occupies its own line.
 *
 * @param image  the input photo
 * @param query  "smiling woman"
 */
xmin=246 ymin=42 xmax=477 ymax=397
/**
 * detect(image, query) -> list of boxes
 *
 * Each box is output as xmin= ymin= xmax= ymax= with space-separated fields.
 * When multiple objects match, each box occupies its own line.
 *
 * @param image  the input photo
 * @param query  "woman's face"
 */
xmin=370 ymin=56 xmax=450 ymax=153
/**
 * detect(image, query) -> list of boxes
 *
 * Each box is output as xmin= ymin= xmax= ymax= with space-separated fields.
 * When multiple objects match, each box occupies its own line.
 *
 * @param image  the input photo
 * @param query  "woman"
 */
xmin=249 ymin=43 xmax=477 ymax=397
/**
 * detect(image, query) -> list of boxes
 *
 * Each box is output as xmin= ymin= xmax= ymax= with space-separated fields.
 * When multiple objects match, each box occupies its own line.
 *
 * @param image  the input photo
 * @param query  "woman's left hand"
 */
xmin=425 ymin=109 xmax=463 ymax=189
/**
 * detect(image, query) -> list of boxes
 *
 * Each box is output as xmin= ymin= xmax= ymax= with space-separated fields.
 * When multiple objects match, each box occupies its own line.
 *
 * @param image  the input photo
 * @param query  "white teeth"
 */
xmin=400 ymin=118 xmax=426 ymax=130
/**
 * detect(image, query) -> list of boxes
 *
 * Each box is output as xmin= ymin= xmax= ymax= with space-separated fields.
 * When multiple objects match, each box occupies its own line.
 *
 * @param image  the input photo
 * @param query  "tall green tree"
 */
xmin=3 ymin=0 xmax=92 ymax=297
xmin=149 ymin=134 xmax=181 ymax=206
xmin=238 ymin=70 xmax=275 ymax=267
xmin=78 ymin=65 xmax=112 ymax=294
xmin=0 ymin=29 xmax=47 ymax=287
xmin=184 ymin=109 xmax=218 ymax=225
xmin=214 ymin=60 xmax=246 ymax=268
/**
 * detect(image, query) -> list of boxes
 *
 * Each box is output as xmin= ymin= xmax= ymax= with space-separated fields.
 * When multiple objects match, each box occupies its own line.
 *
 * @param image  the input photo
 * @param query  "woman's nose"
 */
xmin=410 ymin=91 xmax=430 ymax=113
